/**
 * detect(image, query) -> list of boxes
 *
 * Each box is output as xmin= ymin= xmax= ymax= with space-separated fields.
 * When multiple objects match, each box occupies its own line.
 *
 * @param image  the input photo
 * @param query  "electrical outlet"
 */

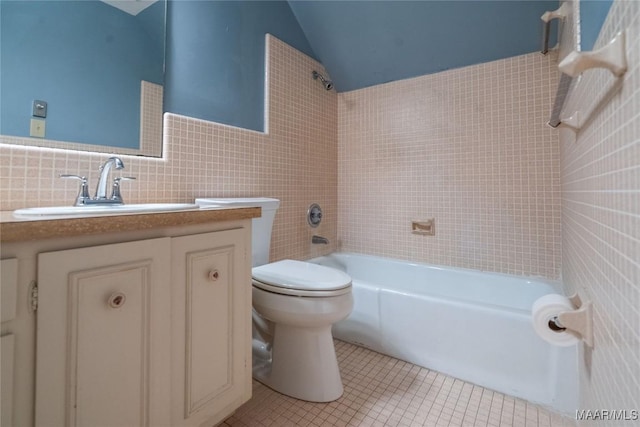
xmin=30 ymin=118 xmax=46 ymax=138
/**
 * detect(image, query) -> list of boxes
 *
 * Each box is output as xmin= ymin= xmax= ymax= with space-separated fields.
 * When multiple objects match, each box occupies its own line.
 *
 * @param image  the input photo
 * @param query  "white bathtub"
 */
xmin=310 ymin=253 xmax=577 ymax=414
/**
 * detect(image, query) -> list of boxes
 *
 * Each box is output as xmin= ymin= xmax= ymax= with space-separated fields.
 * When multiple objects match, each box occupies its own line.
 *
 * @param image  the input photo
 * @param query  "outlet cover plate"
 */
xmin=30 ymin=118 xmax=46 ymax=138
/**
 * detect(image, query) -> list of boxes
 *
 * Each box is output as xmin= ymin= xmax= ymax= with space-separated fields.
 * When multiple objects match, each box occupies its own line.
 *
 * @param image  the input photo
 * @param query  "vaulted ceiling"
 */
xmin=288 ymin=0 xmax=559 ymax=92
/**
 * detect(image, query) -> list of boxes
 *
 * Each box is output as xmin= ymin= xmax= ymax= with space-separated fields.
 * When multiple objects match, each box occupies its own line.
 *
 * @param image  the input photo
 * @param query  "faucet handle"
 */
xmin=60 ymin=173 xmax=86 ymax=181
xmin=111 ymin=176 xmax=136 ymax=203
xmin=60 ymin=174 xmax=91 ymax=205
xmin=114 ymin=176 xmax=136 ymax=182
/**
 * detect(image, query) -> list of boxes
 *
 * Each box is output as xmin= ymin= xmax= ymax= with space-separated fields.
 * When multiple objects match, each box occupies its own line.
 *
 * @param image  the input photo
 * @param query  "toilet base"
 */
xmin=253 ymin=324 xmax=344 ymax=402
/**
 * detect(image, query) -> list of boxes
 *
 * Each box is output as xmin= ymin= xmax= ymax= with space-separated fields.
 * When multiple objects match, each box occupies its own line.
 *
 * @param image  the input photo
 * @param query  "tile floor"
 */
xmin=223 ymin=341 xmax=575 ymax=427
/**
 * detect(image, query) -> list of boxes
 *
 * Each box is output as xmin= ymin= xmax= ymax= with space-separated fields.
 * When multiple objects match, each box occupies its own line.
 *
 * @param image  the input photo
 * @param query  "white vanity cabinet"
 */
xmin=0 ymin=211 xmax=256 ymax=427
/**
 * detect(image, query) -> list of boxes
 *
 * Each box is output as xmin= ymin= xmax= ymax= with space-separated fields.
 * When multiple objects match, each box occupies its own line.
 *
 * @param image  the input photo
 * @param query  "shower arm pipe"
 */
xmin=312 ymin=70 xmax=334 ymax=91
xmin=312 ymin=70 xmax=325 ymax=82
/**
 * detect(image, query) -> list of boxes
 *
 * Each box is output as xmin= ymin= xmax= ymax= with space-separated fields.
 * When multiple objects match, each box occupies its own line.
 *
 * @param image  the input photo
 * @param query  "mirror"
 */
xmin=0 ymin=0 xmax=165 ymax=157
xmin=580 ymin=0 xmax=614 ymax=51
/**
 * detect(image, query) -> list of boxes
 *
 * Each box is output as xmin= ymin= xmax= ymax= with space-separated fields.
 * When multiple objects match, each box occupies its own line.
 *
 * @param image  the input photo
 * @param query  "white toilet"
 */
xmin=195 ymin=198 xmax=353 ymax=402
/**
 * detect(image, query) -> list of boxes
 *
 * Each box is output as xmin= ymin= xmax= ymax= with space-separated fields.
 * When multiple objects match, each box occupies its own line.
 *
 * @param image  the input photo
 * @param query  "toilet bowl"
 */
xmin=195 ymin=198 xmax=353 ymax=402
xmin=252 ymin=260 xmax=352 ymax=402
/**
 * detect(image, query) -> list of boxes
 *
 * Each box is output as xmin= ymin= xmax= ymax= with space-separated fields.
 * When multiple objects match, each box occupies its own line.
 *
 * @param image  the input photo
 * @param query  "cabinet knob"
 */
xmin=108 ymin=292 xmax=126 ymax=309
xmin=208 ymin=269 xmax=220 ymax=282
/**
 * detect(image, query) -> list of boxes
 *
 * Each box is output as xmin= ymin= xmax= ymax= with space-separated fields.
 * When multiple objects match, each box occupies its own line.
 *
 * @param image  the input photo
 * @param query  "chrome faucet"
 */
xmin=95 ymin=157 xmax=124 ymax=200
xmin=60 ymin=156 xmax=135 ymax=206
xmin=312 ymin=235 xmax=329 ymax=244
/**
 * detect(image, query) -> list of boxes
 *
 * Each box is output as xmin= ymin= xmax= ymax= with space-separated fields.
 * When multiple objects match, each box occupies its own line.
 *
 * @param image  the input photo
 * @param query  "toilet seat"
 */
xmin=252 ymin=279 xmax=351 ymax=297
xmin=252 ymin=260 xmax=352 ymax=297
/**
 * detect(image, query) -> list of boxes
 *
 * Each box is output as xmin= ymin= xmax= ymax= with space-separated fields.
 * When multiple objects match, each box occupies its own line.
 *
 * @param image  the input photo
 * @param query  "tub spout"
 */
xmin=312 ymin=235 xmax=329 ymax=244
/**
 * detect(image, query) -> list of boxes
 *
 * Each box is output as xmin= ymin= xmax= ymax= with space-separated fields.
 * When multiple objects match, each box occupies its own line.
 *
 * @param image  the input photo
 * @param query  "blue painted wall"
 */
xmin=0 ymin=1 xmax=164 ymax=149
xmin=164 ymin=0 xmax=316 ymax=132
xmin=580 ymin=0 xmax=614 ymax=51
xmin=288 ymin=0 xmax=559 ymax=92
xmin=2 ymin=1 xmax=565 ymax=142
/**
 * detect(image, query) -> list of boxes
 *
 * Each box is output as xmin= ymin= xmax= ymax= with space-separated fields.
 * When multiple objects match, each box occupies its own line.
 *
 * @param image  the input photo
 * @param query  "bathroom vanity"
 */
xmin=0 ymin=206 xmax=260 ymax=426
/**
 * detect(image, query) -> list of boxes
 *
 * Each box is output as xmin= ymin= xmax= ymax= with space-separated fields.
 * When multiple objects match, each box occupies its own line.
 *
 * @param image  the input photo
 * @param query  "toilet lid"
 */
xmin=252 ymin=260 xmax=352 ymax=296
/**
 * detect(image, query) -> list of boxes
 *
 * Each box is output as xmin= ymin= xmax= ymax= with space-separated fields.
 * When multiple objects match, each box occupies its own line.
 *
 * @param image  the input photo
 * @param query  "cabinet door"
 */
xmin=35 ymin=238 xmax=171 ymax=427
xmin=171 ymin=229 xmax=251 ymax=426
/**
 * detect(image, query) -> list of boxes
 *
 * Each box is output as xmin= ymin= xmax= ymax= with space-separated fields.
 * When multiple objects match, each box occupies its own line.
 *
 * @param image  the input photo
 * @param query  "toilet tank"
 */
xmin=195 ymin=198 xmax=280 ymax=267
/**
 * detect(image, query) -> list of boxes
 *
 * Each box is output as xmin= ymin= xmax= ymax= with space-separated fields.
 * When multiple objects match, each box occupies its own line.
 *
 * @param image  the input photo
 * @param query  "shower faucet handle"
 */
xmin=307 ymin=203 xmax=323 ymax=227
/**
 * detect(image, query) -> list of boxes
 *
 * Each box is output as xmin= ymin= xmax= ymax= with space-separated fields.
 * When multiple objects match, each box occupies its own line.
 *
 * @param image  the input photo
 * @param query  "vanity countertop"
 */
xmin=0 ymin=207 xmax=261 ymax=243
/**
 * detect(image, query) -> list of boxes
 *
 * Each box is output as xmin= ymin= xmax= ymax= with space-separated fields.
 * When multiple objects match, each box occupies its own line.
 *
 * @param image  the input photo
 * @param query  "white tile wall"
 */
xmin=559 ymin=0 xmax=640 ymax=422
xmin=338 ymin=52 xmax=562 ymax=279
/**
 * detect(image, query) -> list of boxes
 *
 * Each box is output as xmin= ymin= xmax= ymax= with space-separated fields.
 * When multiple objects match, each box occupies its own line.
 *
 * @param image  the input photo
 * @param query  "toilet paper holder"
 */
xmin=550 ymin=293 xmax=594 ymax=348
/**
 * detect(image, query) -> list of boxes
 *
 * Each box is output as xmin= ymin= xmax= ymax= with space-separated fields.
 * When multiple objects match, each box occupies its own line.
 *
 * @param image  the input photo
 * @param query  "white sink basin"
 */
xmin=13 ymin=203 xmax=200 ymax=217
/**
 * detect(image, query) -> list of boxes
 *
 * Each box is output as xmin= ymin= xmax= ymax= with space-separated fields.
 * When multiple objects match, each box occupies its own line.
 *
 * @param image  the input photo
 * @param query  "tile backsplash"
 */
xmin=559 ymin=0 xmax=640 ymax=420
xmin=338 ymin=51 xmax=562 ymax=279
xmin=0 ymin=35 xmax=338 ymax=263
